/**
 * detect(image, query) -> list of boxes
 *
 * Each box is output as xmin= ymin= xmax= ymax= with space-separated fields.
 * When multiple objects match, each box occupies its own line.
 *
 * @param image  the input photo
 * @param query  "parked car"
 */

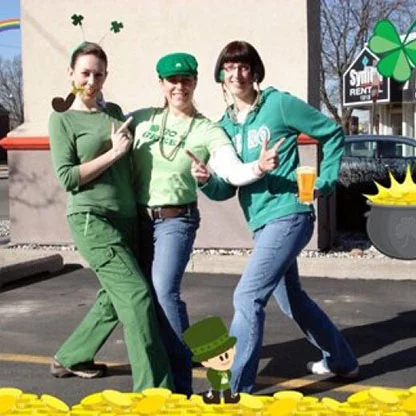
xmin=337 ymin=134 xmax=416 ymax=231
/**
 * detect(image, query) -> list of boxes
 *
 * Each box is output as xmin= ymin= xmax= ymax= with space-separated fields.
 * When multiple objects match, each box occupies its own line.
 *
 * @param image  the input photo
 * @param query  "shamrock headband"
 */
xmin=70 ymin=14 xmax=124 ymax=45
xmin=51 ymin=14 xmax=124 ymax=113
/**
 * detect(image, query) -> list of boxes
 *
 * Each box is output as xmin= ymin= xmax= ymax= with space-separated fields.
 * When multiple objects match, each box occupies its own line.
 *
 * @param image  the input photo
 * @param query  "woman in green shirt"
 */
xmin=130 ymin=52 xmax=281 ymax=395
xmin=48 ymin=41 xmax=172 ymax=392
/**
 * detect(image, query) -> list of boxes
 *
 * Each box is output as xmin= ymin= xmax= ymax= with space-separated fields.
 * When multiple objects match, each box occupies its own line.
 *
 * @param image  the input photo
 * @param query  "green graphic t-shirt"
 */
xmin=130 ymin=107 xmax=232 ymax=206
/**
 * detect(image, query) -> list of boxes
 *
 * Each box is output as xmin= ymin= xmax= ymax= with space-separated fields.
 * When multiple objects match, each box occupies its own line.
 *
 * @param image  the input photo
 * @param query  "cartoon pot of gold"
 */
xmin=364 ymin=166 xmax=416 ymax=260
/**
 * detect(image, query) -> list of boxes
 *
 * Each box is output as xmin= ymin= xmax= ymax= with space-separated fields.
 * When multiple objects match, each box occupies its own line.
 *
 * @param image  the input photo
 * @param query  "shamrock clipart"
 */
xmin=368 ymin=19 xmax=416 ymax=82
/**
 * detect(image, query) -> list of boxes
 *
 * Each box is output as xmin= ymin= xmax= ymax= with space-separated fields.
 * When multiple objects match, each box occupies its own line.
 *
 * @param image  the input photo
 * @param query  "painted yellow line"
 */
xmin=193 ymin=368 xmax=371 ymax=393
xmin=0 ymin=353 xmax=52 ymax=365
xmin=0 ymin=353 xmax=388 ymax=394
xmin=0 ymin=353 xmax=123 ymax=366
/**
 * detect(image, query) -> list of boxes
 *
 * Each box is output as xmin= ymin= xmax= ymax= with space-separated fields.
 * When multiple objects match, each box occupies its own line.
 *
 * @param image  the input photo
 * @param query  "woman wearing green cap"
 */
xmin=129 ymin=52 xmax=282 ymax=395
xmin=48 ymin=42 xmax=173 ymax=392
xmin=194 ymin=41 xmax=359 ymax=393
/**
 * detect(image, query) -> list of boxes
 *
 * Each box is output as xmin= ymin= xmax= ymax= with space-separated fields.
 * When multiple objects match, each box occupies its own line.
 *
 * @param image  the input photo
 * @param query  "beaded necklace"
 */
xmin=158 ymin=107 xmax=196 ymax=161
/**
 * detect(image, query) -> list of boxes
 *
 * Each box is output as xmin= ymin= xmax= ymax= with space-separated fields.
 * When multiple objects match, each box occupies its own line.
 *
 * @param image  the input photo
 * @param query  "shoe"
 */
xmin=203 ymin=391 xmax=221 ymax=404
xmin=223 ymin=389 xmax=240 ymax=404
xmin=50 ymin=357 xmax=107 ymax=379
xmin=306 ymin=359 xmax=359 ymax=378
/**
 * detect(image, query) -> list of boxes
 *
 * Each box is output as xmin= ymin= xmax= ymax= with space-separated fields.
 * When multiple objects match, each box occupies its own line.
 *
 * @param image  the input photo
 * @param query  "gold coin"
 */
xmin=19 ymin=393 xmax=38 ymax=402
xmin=41 ymin=394 xmax=70 ymax=412
xmin=402 ymin=394 xmax=416 ymax=412
xmin=124 ymin=392 xmax=144 ymax=402
xmin=16 ymin=410 xmax=40 ymax=415
xmin=70 ymin=404 xmax=85 ymax=411
xmin=142 ymin=387 xmax=172 ymax=398
xmin=0 ymin=387 xmax=22 ymax=398
xmin=239 ymin=393 xmax=263 ymax=410
xmin=102 ymin=390 xmax=132 ymax=408
xmin=26 ymin=398 xmax=45 ymax=408
xmin=321 ymin=397 xmax=341 ymax=411
xmin=267 ymin=397 xmax=298 ymax=415
xmin=336 ymin=408 xmax=363 ymax=415
xmin=70 ymin=411 xmax=100 ymax=416
xmin=273 ymin=391 xmax=303 ymax=401
xmin=300 ymin=396 xmax=319 ymax=406
xmin=390 ymin=389 xmax=410 ymax=398
xmin=133 ymin=396 xmax=166 ymax=414
xmin=409 ymin=386 xmax=416 ymax=394
xmin=169 ymin=393 xmax=187 ymax=402
xmin=369 ymin=387 xmax=399 ymax=405
xmin=347 ymin=390 xmax=370 ymax=405
xmin=81 ymin=392 xmax=105 ymax=407
xmin=0 ymin=395 xmax=17 ymax=414
xmin=256 ymin=395 xmax=273 ymax=404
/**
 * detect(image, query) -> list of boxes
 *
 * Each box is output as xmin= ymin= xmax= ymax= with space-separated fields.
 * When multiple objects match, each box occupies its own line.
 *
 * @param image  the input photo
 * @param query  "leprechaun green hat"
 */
xmin=183 ymin=316 xmax=237 ymax=362
xmin=156 ymin=52 xmax=198 ymax=79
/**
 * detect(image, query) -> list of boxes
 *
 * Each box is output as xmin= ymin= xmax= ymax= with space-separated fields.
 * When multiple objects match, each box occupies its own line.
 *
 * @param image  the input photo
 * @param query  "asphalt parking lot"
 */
xmin=0 ymin=264 xmax=415 ymax=406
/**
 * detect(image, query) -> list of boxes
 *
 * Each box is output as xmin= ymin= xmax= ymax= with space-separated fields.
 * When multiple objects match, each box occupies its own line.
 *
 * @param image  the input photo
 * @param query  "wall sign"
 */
xmin=343 ymin=47 xmax=390 ymax=107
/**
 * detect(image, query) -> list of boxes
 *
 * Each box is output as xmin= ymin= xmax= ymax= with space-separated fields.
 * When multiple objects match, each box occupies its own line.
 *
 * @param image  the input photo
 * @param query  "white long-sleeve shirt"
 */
xmin=208 ymin=144 xmax=263 ymax=186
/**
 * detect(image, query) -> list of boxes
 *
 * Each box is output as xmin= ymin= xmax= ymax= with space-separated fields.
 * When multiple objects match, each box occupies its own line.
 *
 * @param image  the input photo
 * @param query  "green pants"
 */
xmin=56 ymin=212 xmax=173 ymax=392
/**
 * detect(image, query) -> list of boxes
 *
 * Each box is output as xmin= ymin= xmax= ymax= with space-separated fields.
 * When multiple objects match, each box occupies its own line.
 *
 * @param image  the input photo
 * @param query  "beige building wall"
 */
xmin=7 ymin=0 xmax=324 ymax=249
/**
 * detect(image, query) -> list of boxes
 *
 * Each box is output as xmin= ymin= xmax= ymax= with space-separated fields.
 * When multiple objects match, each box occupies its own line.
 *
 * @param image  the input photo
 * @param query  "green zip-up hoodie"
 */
xmin=201 ymin=87 xmax=345 ymax=231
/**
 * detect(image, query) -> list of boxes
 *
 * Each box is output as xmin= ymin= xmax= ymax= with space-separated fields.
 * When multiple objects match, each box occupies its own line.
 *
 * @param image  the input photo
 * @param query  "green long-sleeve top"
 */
xmin=201 ymin=87 xmax=345 ymax=231
xmin=48 ymin=103 xmax=136 ymax=218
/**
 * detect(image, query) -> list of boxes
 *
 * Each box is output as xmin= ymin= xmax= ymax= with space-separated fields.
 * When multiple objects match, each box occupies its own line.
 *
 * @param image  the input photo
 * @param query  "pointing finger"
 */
xmin=185 ymin=149 xmax=203 ymax=166
xmin=117 ymin=116 xmax=133 ymax=134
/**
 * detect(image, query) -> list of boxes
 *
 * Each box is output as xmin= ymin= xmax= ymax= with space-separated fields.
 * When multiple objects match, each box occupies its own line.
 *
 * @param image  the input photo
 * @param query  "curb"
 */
xmin=0 ymin=253 xmax=64 ymax=288
xmin=0 ymin=248 xmax=415 ymax=285
xmin=186 ymin=253 xmax=416 ymax=280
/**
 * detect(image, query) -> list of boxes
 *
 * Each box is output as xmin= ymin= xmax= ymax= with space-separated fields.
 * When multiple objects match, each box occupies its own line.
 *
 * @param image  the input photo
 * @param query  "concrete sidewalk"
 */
xmin=1 ymin=244 xmax=415 ymax=289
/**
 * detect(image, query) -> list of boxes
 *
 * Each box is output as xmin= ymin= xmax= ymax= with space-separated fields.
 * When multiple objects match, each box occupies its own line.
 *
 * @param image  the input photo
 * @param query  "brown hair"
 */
xmin=70 ymin=41 xmax=108 ymax=69
xmin=214 ymin=41 xmax=265 ymax=83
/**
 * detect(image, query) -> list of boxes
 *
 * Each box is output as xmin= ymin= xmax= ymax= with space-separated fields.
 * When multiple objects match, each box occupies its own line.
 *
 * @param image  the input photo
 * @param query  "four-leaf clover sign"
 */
xmin=369 ymin=19 xmax=416 ymax=83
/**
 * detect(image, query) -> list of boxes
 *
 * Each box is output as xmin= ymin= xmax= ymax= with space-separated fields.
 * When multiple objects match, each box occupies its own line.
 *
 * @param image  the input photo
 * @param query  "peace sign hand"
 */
xmin=256 ymin=137 xmax=285 ymax=175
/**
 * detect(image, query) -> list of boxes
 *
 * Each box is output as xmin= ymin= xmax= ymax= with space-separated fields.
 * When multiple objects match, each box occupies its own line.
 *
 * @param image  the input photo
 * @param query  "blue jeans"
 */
xmin=230 ymin=212 xmax=358 ymax=393
xmin=136 ymin=207 xmax=200 ymax=396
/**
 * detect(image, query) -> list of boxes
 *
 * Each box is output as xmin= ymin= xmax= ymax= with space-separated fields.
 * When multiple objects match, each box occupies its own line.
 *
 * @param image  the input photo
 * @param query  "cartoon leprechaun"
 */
xmin=183 ymin=316 xmax=240 ymax=404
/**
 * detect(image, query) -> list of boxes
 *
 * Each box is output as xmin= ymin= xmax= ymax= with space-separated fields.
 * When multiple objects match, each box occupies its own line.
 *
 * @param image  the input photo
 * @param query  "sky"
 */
xmin=0 ymin=0 xmax=21 ymax=60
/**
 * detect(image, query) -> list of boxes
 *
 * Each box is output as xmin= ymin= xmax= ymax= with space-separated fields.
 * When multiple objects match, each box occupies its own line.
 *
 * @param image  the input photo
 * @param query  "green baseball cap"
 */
xmin=183 ymin=316 xmax=236 ymax=363
xmin=156 ymin=52 xmax=198 ymax=79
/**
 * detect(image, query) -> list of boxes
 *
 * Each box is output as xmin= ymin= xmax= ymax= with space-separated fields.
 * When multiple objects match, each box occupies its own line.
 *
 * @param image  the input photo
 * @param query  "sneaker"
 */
xmin=306 ymin=359 xmax=359 ymax=378
xmin=50 ymin=357 xmax=107 ymax=379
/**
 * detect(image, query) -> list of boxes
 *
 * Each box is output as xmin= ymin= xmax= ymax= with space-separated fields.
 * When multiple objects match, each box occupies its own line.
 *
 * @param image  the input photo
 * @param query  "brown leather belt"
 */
xmin=144 ymin=202 xmax=198 ymax=220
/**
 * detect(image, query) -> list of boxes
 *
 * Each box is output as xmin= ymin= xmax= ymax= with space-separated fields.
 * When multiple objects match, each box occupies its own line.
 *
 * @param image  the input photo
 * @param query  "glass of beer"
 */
xmin=296 ymin=166 xmax=317 ymax=204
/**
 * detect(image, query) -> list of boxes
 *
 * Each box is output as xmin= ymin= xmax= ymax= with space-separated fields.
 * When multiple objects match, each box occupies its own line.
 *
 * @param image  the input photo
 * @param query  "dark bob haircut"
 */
xmin=70 ymin=41 xmax=108 ymax=70
xmin=214 ymin=41 xmax=265 ymax=83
